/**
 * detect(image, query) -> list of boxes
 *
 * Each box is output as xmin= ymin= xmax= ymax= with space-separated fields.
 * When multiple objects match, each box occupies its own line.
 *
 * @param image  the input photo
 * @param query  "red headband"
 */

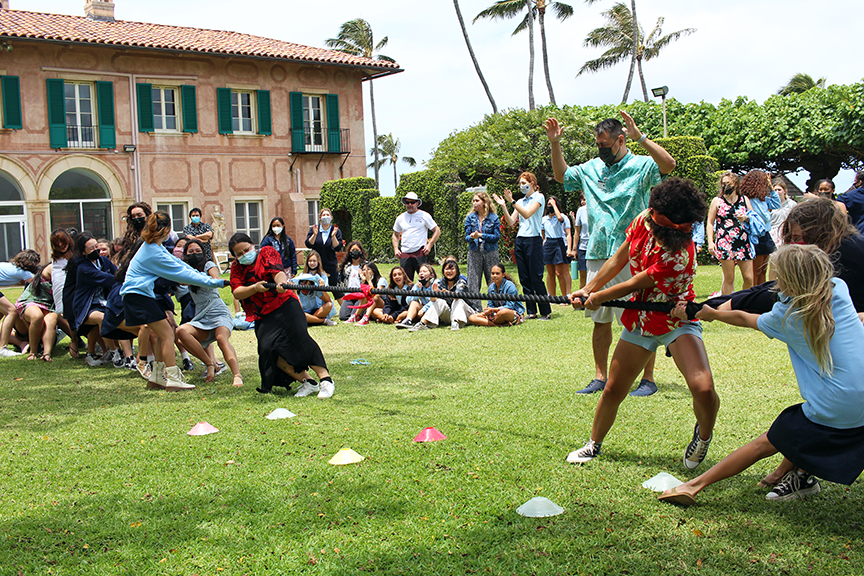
xmin=649 ymin=209 xmax=693 ymax=233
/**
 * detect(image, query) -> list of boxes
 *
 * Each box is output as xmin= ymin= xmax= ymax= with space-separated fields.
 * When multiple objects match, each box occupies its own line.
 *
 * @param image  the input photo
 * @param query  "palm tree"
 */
xmin=368 ymin=134 xmax=417 ymax=189
xmin=578 ymin=2 xmax=694 ymax=103
xmin=777 ymin=73 xmax=827 ymax=96
xmin=474 ymin=1 xmax=573 ymax=109
xmin=453 ymin=0 xmax=498 ymax=114
xmin=325 ymin=19 xmax=394 ymax=189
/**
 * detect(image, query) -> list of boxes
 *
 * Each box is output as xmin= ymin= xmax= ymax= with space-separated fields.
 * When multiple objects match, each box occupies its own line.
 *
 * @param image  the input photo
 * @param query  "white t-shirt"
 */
xmin=52 ymin=258 xmax=68 ymax=315
xmin=393 ymin=210 xmax=437 ymax=253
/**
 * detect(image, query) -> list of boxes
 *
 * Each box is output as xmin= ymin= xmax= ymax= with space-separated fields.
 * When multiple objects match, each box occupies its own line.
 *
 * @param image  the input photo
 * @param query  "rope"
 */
xmin=264 ymin=282 xmax=705 ymax=320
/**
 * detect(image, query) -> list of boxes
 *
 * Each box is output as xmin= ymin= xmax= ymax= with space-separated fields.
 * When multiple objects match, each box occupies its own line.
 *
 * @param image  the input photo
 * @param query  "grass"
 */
xmin=1 ymin=265 xmax=862 ymax=575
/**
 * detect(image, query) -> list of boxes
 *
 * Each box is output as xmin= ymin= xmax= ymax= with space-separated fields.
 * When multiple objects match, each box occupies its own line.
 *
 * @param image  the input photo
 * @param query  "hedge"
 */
xmin=319 ymin=177 xmax=378 ymax=251
xmin=369 ymin=196 xmax=402 ymax=260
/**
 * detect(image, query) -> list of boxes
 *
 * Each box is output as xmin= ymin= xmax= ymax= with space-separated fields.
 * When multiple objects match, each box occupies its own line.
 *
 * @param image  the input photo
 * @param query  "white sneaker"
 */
xmin=409 ymin=321 xmax=431 ymax=331
xmin=317 ymin=379 xmax=335 ymax=399
xmin=112 ymin=350 xmax=125 ymax=368
xmin=0 ymin=348 xmax=22 ymax=357
xmin=294 ymin=379 xmax=320 ymax=397
xmin=165 ymin=365 xmax=195 ymax=391
xmin=86 ymin=353 xmax=106 ymax=367
xmin=137 ymin=359 xmax=151 ymax=379
xmin=450 ymin=321 xmax=461 ymax=331
xmin=147 ymin=361 xmax=166 ymax=390
xmin=324 ymin=318 xmax=337 ymax=326
xmin=567 ymin=440 xmax=601 ymax=463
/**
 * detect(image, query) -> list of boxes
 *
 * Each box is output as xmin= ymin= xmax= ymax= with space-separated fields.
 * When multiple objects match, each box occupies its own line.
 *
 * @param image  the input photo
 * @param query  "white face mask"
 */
xmin=520 ymin=184 xmax=532 ymax=194
xmin=272 ymin=227 xmax=283 ymax=236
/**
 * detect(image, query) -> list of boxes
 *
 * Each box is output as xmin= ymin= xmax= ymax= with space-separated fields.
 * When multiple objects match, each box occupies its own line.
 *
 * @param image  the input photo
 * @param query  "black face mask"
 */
xmin=87 ymin=250 xmax=100 ymax=261
xmin=186 ymin=253 xmax=205 ymax=268
xmin=349 ymin=251 xmax=362 ymax=260
xmin=598 ymin=145 xmax=618 ymax=166
xmin=722 ymin=184 xmax=735 ymax=195
xmin=131 ymin=217 xmax=146 ymax=230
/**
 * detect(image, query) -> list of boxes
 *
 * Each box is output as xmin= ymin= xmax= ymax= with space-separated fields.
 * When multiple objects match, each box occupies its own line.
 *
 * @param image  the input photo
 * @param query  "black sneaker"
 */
xmin=683 ymin=423 xmax=712 ymax=470
xmin=575 ymin=379 xmax=606 ymax=395
xmin=566 ymin=440 xmax=601 ymax=463
xmin=766 ymin=470 xmax=821 ymax=501
xmin=395 ymin=318 xmax=413 ymax=329
xmin=182 ymin=358 xmax=194 ymax=371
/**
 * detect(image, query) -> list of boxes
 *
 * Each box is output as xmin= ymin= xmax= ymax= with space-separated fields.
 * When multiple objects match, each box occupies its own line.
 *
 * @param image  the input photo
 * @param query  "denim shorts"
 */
xmin=619 ymin=322 xmax=703 ymax=353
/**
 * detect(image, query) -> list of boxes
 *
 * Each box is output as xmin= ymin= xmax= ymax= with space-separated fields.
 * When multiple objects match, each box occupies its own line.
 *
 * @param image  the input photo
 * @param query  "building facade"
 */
xmin=0 ymin=1 xmax=400 ymax=260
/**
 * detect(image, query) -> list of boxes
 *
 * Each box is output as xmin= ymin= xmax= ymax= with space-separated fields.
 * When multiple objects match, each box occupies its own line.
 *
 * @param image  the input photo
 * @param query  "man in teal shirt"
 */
xmin=545 ymin=111 xmax=676 ymax=396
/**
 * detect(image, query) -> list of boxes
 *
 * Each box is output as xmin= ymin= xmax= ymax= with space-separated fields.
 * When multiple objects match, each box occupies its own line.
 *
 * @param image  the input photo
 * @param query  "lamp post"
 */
xmin=651 ymin=86 xmax=669 ymax=138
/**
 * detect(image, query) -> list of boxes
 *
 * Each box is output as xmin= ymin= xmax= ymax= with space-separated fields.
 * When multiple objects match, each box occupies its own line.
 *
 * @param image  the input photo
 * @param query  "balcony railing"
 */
xmin=291 ymin=125 xmax=350 ymax=155
xmin=66 ymin=125 xmax=97 ymax=149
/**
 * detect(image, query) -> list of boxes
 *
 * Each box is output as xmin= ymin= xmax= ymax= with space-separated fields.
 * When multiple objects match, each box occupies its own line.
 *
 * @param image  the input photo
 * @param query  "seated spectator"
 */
xmin=375 ymin=266 xmax=410 ymax=324
xmin=468 ymin=263 xmax=525 ymax=327
xmin=13 ymin=262 xmax=57 ymax=361
xmin=410 ymin=260 xmax=475 ymax=331
xmin=302 ymin=250 xmax=329 ymax=285
xmin=295 ymin=273 xmax=337 ymax=326
xmin=352 ymin=262 xmax=388 ymax=325
xmin=395 ymin=263 xmax=436 ymax=329
xmin=338 ymin=241 xmax=367 ymax=321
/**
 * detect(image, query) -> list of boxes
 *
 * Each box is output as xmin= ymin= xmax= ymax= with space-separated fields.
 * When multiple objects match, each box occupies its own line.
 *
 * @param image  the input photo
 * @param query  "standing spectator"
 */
xmin=305 ymin=208 xmax=344 ymax=287
xmin=769 ymin=178 xmax=797 ymax=246
xmin=493 ymin=172 xmax=552 ymax=320
xmin=392 ymin=192 xmax=440 ymax=282
xmin=571 ymin=198 xmax=589 ymax=290
xmin=707 ymin=172 xmax=754 ymax=295
xmin=260 ymin=217 xmax=298 ymax=278
xmin=183 ymin=207 xmax=214 ymax=263
xmin=542 ymin=196 xmax=572 ymax=299
xmin=837 ymin=170 xmax=864 ymax=235
xmin=464 ymin=190 xmax=500 ymax=311
xmin=741 ymin=170 xmax=781 ymax=286
xmin=546 ymin=111 xmax=674 ymax=395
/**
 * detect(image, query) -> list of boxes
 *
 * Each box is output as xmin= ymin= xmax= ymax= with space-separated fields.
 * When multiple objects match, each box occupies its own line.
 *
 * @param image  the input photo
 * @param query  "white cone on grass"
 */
xmin=641 ymin=472 xmax=684 ymax=492
xmin=517 ymin=497 xmax=564 ymax=518
xmin=266 ymin=408 xmax=296 ymax=420
xmin=188 ymin=422 xmax=219 ymax=436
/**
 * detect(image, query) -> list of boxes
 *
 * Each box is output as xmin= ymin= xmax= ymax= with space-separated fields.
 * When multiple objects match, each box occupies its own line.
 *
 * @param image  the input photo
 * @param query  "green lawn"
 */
xmin=1 ymin=265 xmax=862 ymax=575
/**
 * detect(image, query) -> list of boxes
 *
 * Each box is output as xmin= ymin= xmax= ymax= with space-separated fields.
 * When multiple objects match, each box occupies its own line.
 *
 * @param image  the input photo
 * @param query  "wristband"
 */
xmin=636 ymin=134 xmax=648 ymax=144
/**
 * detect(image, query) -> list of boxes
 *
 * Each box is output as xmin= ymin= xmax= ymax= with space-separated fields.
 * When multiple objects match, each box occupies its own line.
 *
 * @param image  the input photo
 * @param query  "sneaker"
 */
xmin=450 ymin=320 xmax=461 ymax=331
xmin=165 ymin=365 xmax=195 ymax=391
xmin=539 ymin=314 xmax=552 ymax=321
xmin=214 ymin=361 xmax=228 ymax=376
xmin=324 ymin=318 xmax=337 ymax=326
xmin=112 ymin=351 xmax=125 ymax=369
xmin=409 ymin=321 xmax=431 ymax=331
xmin=85 ymin=353 xmax=107 ymax=367
xmin=567 ymin=440 xmax=601 ymax=463
xmin=346 ymin=315 xmax=357 ymax=324
xmin=137 ymin=359 xmax=151 ymax=379
xmin=0 ymin=348 xmax=22 ymax=357
xmin=100 ymin=349 xmax=114 ymax=365
xmin=629 ymin=379 xmax=658 ymax=397
xmin=766 ymin=470 xmax=821 ymax=501
xmin=294 ymin=379 xmax=320 ymax=397
xmin=317 ymin=379 xmax=335 ymax=399
xmin=575 ymin=378 xmax=606 ymax=395
xmin=356 ymin=315 xmax=370 ymax=326
xmin=395 ymin=318 xmax=413 ymax=329
xmin=683 ymin=423 xmax=712 ymax=470
xmin=182 ymin=357 xmax=195 ymax=372
xmin=123 ymin=356 xmax=137 ymax=370
xmin=147 ymin=361 xmax=166 ymax=390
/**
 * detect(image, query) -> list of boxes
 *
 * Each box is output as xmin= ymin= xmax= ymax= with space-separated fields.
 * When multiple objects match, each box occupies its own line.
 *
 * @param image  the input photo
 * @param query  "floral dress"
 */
xmin=713 ymin=194 xmax=754 ymax=261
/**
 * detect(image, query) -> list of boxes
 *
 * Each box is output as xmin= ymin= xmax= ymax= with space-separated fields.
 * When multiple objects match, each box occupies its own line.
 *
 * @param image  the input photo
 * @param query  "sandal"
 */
xmin=41 ymin=354 xmax=52 ymax=362
xmin=658 ymin=487 xmax=697 ymax=507
xmin=69 ymin=345 xmax=81 ymax=359
xmin=232 ymin=374 xmax=244 ymax=387
xmin=26 ymin=353 xmax=38 ymax=361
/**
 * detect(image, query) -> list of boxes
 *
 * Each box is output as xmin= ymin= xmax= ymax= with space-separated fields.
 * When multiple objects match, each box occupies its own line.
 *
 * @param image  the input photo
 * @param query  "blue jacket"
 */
xmin=72 ymin=255 xmax=117 ymax=331
xmin=488 ymin=279 xmax=524 ymax=315
xmin=260 ymin=234 xmax=298 ymax=275
xmin=464 ymin=212 xmax=501 ymax=252
xmin=748 ymin=189 xmax=781 ymax=244
xmin=120 ymin=241 xmax=225 ymax=299
xmin=406 ymin=278 xmax=434 ymax=305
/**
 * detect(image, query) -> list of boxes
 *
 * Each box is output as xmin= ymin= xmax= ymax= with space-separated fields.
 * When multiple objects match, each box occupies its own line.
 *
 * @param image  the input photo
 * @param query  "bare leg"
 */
xmin=642 ymin=352 xmax=656 ymax=383
xmin=759 ymin=456 xmax=796 ymax=487
xmin=556 ymin=263 xmax=571 ymax=301
xmin=148 ymin=319 xmax=177 ymax=367
xmin=545 ymin=264 xmax=557 ymax=296
xmin=589 ymin=341 xmax=654 ymax=444
xmin=668 ymin=334 xmax=720 ymax=440
xmin=592 ymin=322 xmax=613 ymax=381
xmin=214 ymin=327 xmax=243 ymax=386
xmin=720 ymin=259 xmax=736 ymax=295
xmin=23 ymin=305 xmax=45 ymax=357
xmin=740 ymin=259 xmax=754 ymax=290
xmin=41 ymin=311 xmax=58 ymax=359
xmin=753 ymin=254 xmax=769 ymax=285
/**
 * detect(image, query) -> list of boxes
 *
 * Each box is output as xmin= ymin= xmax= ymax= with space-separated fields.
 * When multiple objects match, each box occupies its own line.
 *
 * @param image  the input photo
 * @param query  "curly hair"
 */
xmin=739 ymin=170 xmax=770 ymax=201
xmin=780 ymin=198 xmax=857 ymax=254
xmin=119 ymin=201 xmax=152 ymax=257
xmin=10 ymin=249 xmax=41 ymax=273
xmin=646 ymin=177 xmax=707 ymax=253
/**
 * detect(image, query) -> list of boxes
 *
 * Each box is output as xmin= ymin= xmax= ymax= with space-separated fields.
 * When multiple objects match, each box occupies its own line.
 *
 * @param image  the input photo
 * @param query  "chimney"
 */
xmin=84 ymin=0 xmax=115 ymax=21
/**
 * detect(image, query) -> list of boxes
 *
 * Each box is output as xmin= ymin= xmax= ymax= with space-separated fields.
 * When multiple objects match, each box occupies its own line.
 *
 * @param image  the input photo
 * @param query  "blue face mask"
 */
xmin=238 ymin=249 xmax=257 ymax=266
xmin=190 ymin=216 xmax=201 ymax=224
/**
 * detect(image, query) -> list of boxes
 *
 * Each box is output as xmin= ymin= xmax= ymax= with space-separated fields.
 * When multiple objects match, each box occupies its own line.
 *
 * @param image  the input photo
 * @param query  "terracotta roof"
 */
xmin=0 ymin=9 xmax=401 ymax=75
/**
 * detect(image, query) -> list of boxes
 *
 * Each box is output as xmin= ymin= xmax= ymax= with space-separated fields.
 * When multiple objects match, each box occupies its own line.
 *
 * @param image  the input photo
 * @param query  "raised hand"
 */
xmin=543 ymin=117 xmax=563 ymax=143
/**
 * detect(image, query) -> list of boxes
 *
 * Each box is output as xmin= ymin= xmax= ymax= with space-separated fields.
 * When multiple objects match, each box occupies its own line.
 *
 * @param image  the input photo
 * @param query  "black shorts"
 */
xmin=123 ymin=293 xmax=167 ymax=327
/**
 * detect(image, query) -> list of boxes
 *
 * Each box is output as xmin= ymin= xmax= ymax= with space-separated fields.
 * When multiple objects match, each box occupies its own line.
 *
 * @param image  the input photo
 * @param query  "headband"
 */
xmin=649 ymin=209 xmax=693 ymax=233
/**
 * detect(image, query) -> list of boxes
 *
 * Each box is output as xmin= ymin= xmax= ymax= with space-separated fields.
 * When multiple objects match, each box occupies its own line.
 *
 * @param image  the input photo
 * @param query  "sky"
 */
xmin=22 ymin=0 xmax=864 ymax=195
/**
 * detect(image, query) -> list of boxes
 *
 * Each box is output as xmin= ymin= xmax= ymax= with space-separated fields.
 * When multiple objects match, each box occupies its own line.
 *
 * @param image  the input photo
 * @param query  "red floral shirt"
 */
xmin=622 ymin=210 xmax=697 ymax=336
xmin=229 ymin=245 xmax=297 ymax=322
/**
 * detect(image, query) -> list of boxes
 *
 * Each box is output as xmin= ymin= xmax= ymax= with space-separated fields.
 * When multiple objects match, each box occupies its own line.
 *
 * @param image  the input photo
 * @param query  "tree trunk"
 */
xmin=538 ymin=4 xmax=555 ymax=106
xmin=637 ymin=56 xmax=648 ymax=102
xmin=527 ymin=7 xmax=536 ymax=110
xmin=393 ymin=161 xmax=398 ymax=190
xmin=620 ymin=0 xmax=638 ymax=104
xmin=453 ymin=0 xmax=498 ymax=114
xmin=369 ymin=77 xmax=380 ymax=189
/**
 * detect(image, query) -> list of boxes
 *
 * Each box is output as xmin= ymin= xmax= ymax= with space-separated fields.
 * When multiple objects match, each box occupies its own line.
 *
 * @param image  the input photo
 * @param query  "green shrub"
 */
xmin=320 ymin=177 xmax=378 ymax=250
xmin=369 ymin=196 xmax=402 ymax=261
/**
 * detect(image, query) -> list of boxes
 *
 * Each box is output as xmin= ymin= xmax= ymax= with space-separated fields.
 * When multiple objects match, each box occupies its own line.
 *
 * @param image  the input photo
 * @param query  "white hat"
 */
xmin=401 ymin=192 xmax=422 ymax=206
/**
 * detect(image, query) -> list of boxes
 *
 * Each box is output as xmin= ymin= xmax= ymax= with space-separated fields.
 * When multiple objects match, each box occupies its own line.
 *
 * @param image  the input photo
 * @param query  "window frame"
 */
xmin=151 ymin=86 xmax=180 ymax=133
xmin=156 ymin=202 xmax=187 ymax=232
xmin=231 ymin=90 xmax=256 ymax=135
xmin=64 ymin=82 xmax=96 ymax=148
xmin=307 ymin=199 xmax=320 ymax=227
xmin=234 ymin=200 xmax=263 ymax=245
xmin=302 ymin=94 xmax=325 ymax=152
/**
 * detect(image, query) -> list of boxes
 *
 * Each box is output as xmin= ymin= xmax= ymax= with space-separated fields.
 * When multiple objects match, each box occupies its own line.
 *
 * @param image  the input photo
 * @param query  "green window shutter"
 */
xmin=96 ymin=80 xmax=116 ymax=149
xmin=46 ymin=78 xmax=67 ymax=148
xmin=290 ymin=91 xmax=304 ymax=152
xmin=326 ymin=94 xmax=341 ymax=153
xmin=256 ymin=89 xmax=271 ymax=136
xmin=217 ymin=87 xmax=233 ymax=134
xmin=1 ymin=76 xmax=22 ymax=130
xmin=181 ymin=85 xmax=198 ymax=133
xmin=136 ymin=83 xmax=154 ymax=132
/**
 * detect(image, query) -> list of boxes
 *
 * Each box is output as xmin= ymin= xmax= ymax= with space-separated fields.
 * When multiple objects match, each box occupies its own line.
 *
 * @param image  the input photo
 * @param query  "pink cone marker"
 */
xmin=414 ymin=427 xmax=446 ymax=442
xmin=188 ymin=422 xmax=219 ymax=436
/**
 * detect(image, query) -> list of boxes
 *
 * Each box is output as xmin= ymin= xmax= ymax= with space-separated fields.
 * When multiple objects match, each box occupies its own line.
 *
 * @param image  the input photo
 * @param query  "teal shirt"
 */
xmin=563 ymin=152 xmax=662 ymax=259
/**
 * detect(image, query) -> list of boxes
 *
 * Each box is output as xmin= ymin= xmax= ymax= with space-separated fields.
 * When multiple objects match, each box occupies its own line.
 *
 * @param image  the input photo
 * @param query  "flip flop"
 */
xmin=41 ymin=354 xmax=52 ymax=362
xmin=658 ymin=487 xmax=697 ymax=507
xmin=350 ymin=358 xmax=370 ymax=365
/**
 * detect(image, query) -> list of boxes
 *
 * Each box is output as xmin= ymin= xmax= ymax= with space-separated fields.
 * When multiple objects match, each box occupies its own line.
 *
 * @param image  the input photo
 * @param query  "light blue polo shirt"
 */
xmin=563 ymin=152 xmax=662 ymax=259
xmin=757 ymin=278 xmax=864 ymax=429
xmin=515 ymin=192 xmax=544 ymax=237
xmin=542 ymin=214 xmax=570 ymax=239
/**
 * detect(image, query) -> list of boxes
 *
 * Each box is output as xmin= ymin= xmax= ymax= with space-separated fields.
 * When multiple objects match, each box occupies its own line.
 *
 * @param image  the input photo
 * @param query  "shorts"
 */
xmin=577 ymin=249 xmax=587 ymax=272
xmin=754 ymin=234 xmax=777 ymax=257
xmin=542 ymin=238 xmax=567 ymax=265
xmin=619 ymin=322 xmax=703 ymax=353
xmin=123 ymin=293 xmax=167 ymax=327
xmin=585 ymin=259 xmax=630 ymax=324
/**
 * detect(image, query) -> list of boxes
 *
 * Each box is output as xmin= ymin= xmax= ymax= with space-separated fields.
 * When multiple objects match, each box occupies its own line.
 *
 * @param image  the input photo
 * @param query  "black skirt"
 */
xmin=123 ymin=293 xmax=167 ymax=327
xmin=767 ymin=404 xmax=864 ymax=485
xmin=255 ymin=296 xmax=327 ymax=392
xmin=543 ymin=238 xmax=567 ymax=265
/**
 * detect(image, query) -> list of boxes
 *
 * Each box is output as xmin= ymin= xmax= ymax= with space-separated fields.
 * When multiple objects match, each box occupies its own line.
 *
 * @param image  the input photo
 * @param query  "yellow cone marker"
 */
xmin=328 ymin=448 xmax=364 ymax=465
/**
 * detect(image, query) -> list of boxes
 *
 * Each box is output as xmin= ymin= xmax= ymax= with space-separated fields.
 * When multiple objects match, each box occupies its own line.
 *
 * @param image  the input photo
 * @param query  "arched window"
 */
xmin=49 ymin=168 xmax=112 ymax=239
xmin=0 ymin=170 xmax=26 ymax=262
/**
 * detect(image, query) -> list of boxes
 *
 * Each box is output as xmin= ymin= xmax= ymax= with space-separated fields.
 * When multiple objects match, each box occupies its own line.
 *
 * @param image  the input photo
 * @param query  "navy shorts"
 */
xmin=123 ymin=293 xmax=167 ymax=327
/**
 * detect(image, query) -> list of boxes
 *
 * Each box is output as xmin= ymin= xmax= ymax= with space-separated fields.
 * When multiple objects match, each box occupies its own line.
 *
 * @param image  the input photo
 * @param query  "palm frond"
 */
xmin=474 ymin=0 xmax=530 ymax=23
xmin=551 ymin=2 xmax=574 ymax=20
xmin=643 ymin=28 xmax=696 ymax=60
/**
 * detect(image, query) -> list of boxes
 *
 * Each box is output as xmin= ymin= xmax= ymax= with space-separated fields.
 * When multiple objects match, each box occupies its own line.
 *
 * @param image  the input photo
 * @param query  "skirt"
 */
xmin=123 ymin=293 xmax=167 ymax=327
xmin=543 ymin=238 xmax=567 ymax=265
xmin=767 ymin=404 xmax=864 ymax=485
xmin=255 ymin=296 xmax=327 ymax=392
xmin=101 ymin=305 xmax=136 ymax=341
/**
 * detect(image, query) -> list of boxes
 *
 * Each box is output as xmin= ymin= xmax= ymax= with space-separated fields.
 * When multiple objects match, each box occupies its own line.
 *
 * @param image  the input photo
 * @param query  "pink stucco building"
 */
xmin=0 ymin=1 xmax=400 ymax=261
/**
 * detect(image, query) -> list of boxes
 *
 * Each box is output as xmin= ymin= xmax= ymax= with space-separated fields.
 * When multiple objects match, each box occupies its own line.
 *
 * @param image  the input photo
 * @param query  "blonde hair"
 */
xmin=467 ymin=191 xmax=496 ymax=217
xmin=771 ymin=245 xmax=835 ymax=375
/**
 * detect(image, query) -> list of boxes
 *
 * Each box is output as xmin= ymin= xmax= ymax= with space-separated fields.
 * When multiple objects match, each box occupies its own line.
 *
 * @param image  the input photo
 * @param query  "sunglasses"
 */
xmin=404 ymin=200 xmax=418 ymax=205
